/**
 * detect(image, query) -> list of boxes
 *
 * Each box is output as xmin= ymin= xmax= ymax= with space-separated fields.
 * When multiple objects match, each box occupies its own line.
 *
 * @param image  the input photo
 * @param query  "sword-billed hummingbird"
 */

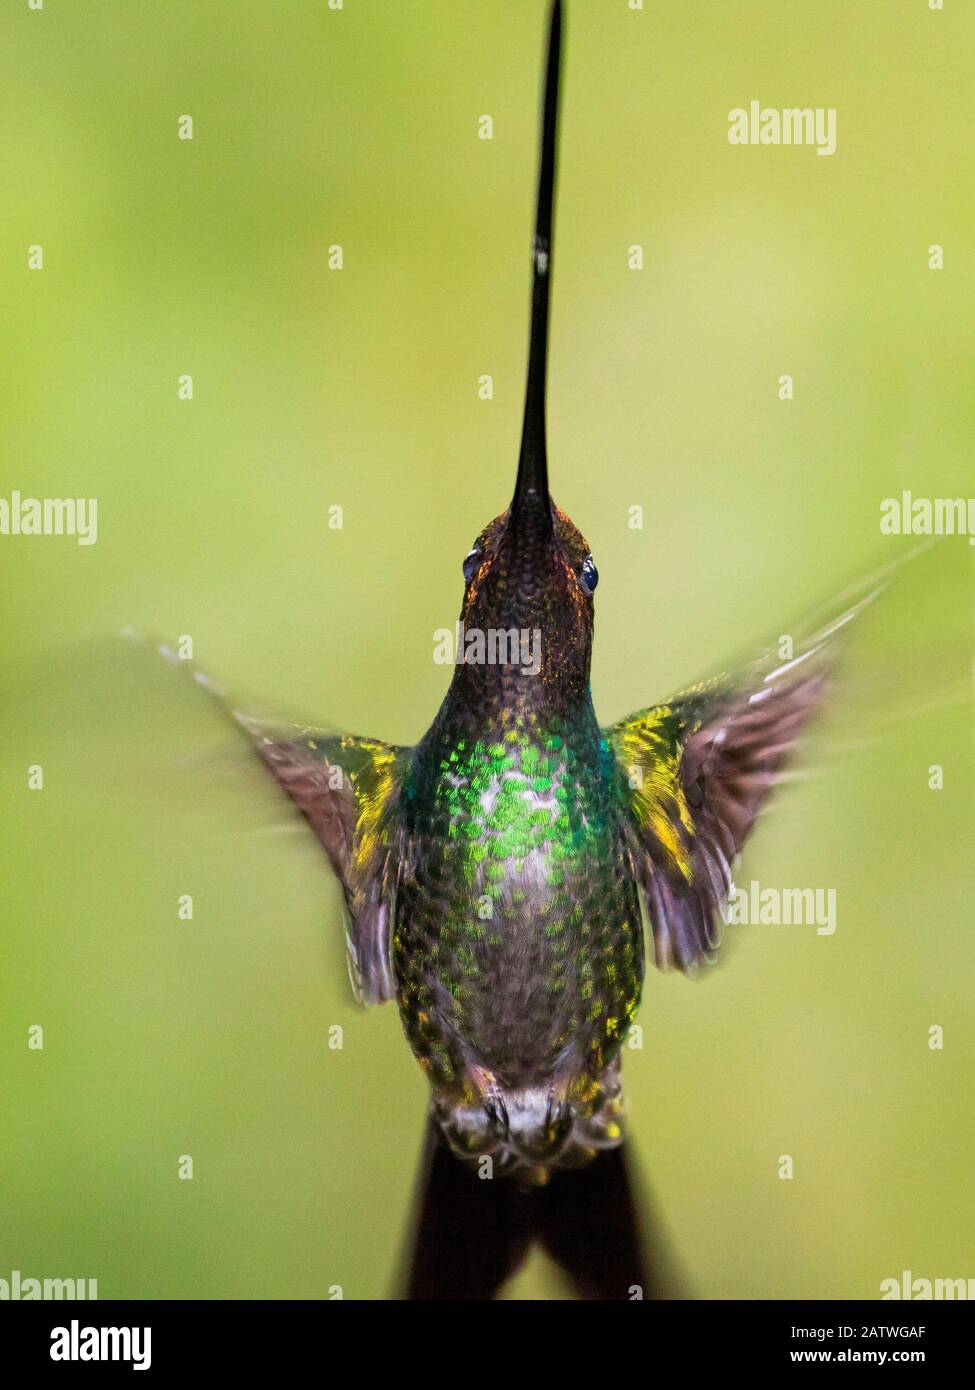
xmin=184 ymin=0 xmax=874 ymax=1291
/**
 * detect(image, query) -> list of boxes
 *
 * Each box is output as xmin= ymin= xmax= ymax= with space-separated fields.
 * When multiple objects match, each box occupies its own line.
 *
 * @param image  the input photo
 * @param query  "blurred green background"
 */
xmin=1 ymin=0 xmax=973 ymax=1300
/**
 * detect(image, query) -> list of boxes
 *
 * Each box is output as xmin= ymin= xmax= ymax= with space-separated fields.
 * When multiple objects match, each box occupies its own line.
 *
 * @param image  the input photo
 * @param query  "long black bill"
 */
xmin=510 ymin=0 xmax=562 ymax=531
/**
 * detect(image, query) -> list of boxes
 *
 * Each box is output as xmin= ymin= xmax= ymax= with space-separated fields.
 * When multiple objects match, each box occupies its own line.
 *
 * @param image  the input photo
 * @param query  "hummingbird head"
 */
xmin=456 ymin=486 xmax=597 ymax=709
xmin=450 ymin=2 xmax=594 ymax=712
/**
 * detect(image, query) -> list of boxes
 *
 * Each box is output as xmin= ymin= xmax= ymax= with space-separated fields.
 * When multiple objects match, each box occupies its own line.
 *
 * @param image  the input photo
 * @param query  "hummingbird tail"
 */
xmin=402 ymin=1119 xmax=677 ymax=1300
xmin=403 ymin=1120 xmax=534 ymax=1301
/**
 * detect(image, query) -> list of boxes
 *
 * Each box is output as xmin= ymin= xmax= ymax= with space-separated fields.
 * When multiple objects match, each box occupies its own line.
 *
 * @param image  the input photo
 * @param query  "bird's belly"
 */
xmin=391 ymin=805 xmax=644 ymax=1138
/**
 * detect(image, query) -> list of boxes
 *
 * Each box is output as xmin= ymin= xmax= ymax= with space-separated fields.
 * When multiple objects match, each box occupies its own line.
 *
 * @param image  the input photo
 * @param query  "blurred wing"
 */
xmin=162 ymin=646 xmax=408 ymax=1004
xmin=605 ymin=592 xmax=874 ymax=972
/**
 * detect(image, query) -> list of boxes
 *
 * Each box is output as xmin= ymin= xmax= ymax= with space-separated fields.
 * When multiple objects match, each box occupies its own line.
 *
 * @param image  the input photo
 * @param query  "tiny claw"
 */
xmin=471 ymin=1065 xmax=509 ymax=1137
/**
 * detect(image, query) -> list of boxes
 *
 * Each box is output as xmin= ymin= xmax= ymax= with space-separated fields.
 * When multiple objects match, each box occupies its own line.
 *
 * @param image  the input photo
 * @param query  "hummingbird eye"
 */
xmin=463 ymin=547 xmax=481 ymax=583
xmin=580 ymin=555 xmax=599 ymax=593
